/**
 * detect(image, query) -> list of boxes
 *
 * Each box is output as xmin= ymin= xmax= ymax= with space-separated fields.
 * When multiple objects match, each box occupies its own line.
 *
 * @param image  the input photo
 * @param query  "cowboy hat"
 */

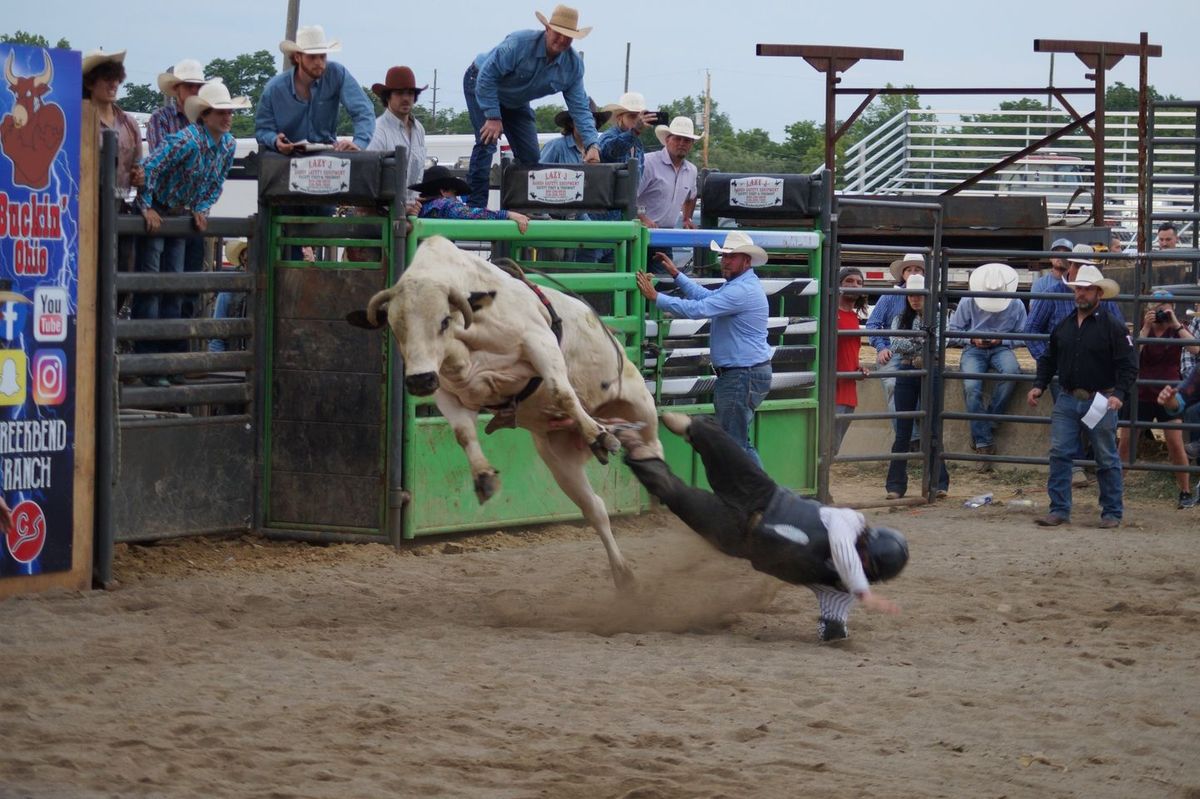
xmin=280 ymin=25 xmax=342 ymax=57
xmin=554 ymin=97 xmax=611 ymax=131
xmin=655 ymin=116 xmax=703 ymax=146
xmin=709 ymin=230 xmax=768 ymax=267
xmin=968 ymin=262 xmax=1019 ymax=313
xmin=535 ymin=5 xmax=592 ymax=39
xmin=1065 ymin=263 xmax=1120 ymax=299
xmin=157 ymin=59 xmax=208 ymax=94
xmin=601 ymin=91 xmax=648 ymax=114
xmin=224 ymin=238 xmax=249 ymax=266
xmin=888 ymin=253 xmax=925 ymax=283
xmin=81 ymin=49 xmax=126 ymax=76
xmin=409 ymin=165 xmax=470 ymax=198
xmin=1066 ymin=243 xmax=1097 ymax=265
xmin=371 ymin=66 xmax=427 ymax=101
xmin=184 ymin=80 xmax=251 ymax=123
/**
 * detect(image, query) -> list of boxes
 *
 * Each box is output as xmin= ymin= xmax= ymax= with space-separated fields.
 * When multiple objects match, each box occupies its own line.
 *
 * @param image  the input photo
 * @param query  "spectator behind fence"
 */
xmin=1024 ymin=244 xmax=1126 ymax=488
xmin=209 ymin=238 xmax=248 ymax=354
xmin=834 ymin=267 xmax=869 ymax=455
xmin=135 ymin=80 xmax=249 ymax=387
xmin=866 ymin=253 xmax=926 ymax=450
xmin=885 ymin=274 xmax=948 ymax=500
xmin=1031 ymin=237 xmax=1073 ymax=294
xmin=366 ymin=66 xmax=428 ymax=201
xmin=593 ymin=91 xmax=656 ymax=240
xmin=463 ymin=5 xmax=602 ymax=207
xmin=1118 ymin=290 xmax=1198 ymax=509
xmin=635 ymin=232 xmax=772 ymax=465
xmin=1157 ymin=222 xmax=1179 ymax=250
xmin=1158 ymin=360 xmax=1200 ymax=473
xmin=1027 ymin=264 xmax=1136 ymax=529
xmin=407 ymin=166 xmax=530 ymax=232
xmin=255 ymin=25 xmax=374 ymax=154
xmin=639 ymin=116 xmax=702 ymax=271
xmin=947 ymin=262 xmax=1027 ymax=472
xmin=540 ymin=98 xmax=610 ymax=164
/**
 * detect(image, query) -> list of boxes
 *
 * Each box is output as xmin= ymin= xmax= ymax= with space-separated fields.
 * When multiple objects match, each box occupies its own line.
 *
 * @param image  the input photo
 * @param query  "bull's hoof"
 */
xmin=474 ymin=470 xmax=501 ymax=504
xmin=610 ymin=561 xmax=637 ymax=591
xmin=590 ymin=431 xmax=620 ymax=465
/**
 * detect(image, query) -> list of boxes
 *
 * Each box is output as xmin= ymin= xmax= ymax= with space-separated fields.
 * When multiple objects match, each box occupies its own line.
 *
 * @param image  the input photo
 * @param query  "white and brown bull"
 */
xmin=347 ymin=235 xmax=662 ymax=587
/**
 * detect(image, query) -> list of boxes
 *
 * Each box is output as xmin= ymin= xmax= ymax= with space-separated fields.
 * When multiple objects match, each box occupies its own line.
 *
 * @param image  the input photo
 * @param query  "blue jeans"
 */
xmin=713 ymin=364 xmax=772 ymax=467
xmin=1048 ymin=392 xmax=1123 ymax=520
xmin=833 ymin=403 xmax=854 ymax=455
xmin=132 ymin=235 xmax=186 ymax=355
xmin=463 ymin=64 xmax=541 ymax=208
xmin=886 ymin=370 xmax=949 ymax=496
xmin=878 ymin=354 xmax=920 ymax=442
xmin=960 ymin=345 xmax=1021 ymax=448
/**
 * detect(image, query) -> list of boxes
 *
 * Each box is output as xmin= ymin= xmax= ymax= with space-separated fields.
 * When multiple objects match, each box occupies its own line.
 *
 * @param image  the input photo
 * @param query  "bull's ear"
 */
xmin=345 ymin=309 xmax=385 ymax=330
xmin=467 ymin=291 xmax=497 ymax=312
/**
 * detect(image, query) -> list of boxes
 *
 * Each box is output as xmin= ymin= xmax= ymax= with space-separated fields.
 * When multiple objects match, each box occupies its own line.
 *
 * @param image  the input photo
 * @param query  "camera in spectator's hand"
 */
xmin=1155 ymin=309 xmax=1172 ymax=323
xmin=657 ymin=109 xmax=671 ymax=125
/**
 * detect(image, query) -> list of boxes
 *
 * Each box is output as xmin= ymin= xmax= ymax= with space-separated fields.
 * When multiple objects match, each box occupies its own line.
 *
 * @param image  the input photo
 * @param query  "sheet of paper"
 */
xmin=293 ymin=140 xmax=334 ymax=152
xmin=1081 ymin=392 xmax=1109 ymax=429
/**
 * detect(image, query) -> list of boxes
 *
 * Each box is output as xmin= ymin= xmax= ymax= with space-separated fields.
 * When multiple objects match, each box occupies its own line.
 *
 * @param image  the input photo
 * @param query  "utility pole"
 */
xmin=430 ymin=69 xmax=438 ymax=131
xmin=1046 ymin=53 xmax=1055 ymax=110
xmin=624 ymin=43 xmax=631 ymax=92
xmin=703 ymin=70 xmax=711 ymax=168
xmin=282 ymin=0 xmax=300 ymax=72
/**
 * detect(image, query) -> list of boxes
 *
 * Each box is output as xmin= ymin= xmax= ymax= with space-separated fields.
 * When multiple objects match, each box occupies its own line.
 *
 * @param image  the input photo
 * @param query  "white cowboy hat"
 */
xmin=184 ymin=80 xmax=251 ymax=123
xmin=709 ymin=230 xmax=768 ymax=268
xmin=157 ymin=59 xmax=208 ymax=94
xmin=534 ymin=5 xmax=592 ymax=39
xmin=1064 ymin=263 xmax=1120 ymax=299
xmin=1066 ymin=243 xmax=1097 ymax=265
xmin=280 ymin=25 xmax=342 ymax=57
xmin=601 ymin=91 xmax=648 ymax=114
xmin=224 ymin=238 xmax=249 ymax=266
xmin=888 ymin=253 xmax=926 ymax=283
xmin=968 ymin=262 xmax=1019 ymax=313
xmin=81 ymin=49 xmax=126 ymax=76
xmin=655 ymin=116 xmax=703 ymax=146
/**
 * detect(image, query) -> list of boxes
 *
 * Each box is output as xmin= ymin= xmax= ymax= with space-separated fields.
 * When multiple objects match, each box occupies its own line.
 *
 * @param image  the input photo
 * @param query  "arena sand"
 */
xmin=1 ymin=468 xmax=1198 ymax=799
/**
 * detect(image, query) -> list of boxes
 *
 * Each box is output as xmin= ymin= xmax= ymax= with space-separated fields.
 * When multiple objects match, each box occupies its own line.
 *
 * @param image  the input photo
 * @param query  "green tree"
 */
xmin=0 ymin=31 xmax=70 ymax=49
xmin=118 ymin=82 xmax=160 ymax=113
xmin=412 ymin=105 xmax=474 ymax=135
xmin=1105 ymin=81 xmax=1180 ymax=112
xmin=203 ymin=51 xmax=276 ymax=138
xmin=535 ymin=103 xmax=565 ymax=132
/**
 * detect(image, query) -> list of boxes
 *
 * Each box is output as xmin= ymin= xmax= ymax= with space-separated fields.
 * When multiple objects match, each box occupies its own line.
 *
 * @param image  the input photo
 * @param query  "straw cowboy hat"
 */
xmin=1066 ymin=243 xmax=1098 ymax=265
xmin=184 ymin=80 xmax=251 ymax=123
xmin=535 ymin=5 xmax=592 ymax=39
xmin=371 ymin=66 xmax=427 ymax=101
xmin=81 ymin=49 xmax=126 ymax=76
xmin=710 ymin=231 xmax=768 ymax=267
xmin=655 ymin=116 xmax=703 ymax=146
xmin=157 ymin=59 xmax=208 ymax=94
xmin=602 ymin=91 xmax=648 ymax=115
xmin=554 ymin=97 xmax=611 ymax=131
xmin=280 ymin=25 xmax=342 ymax=57
xmin=224 ymin=238 xmax=249 ymax=266
xmin=968 ymin=262 xmax=1020 ymax=313
xmin=888 ymin=253 xmax=926 ymax=283
xmin=408 ymin=165 xmax=471 ymax=198
xmin=1065 ymin=263 xmax=1120 ymax=299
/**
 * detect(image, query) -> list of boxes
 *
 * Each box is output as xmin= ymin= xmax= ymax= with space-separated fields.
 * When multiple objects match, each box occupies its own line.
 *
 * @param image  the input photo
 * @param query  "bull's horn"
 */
xmin=4 ymin=53 xmax=15 ymax=88
xmin=365 ymin=287 xmax=394 ymax=327
xmin=449 ymin=290 xmax=473 ymax=330
xmin=33 ymin=49 xmax=53 ymax=88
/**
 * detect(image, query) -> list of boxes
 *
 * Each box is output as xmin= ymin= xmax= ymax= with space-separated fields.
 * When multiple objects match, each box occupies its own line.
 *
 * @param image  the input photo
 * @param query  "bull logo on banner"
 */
xmin=0 ymin=49 xmax=66 ymax=190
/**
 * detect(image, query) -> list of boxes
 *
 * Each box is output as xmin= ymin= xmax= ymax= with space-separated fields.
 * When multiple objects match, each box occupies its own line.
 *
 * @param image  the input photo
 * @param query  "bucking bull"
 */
xmin=347 ymin=236 xmax=662 ymax=587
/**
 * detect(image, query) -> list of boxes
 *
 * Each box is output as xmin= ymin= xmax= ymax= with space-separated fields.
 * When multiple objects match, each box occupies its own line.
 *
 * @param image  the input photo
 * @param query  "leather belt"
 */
xmin=714 ymin=360 xmax=771 ymax=377
xmin=1069 ymin=387 xmax=1114 ymax=401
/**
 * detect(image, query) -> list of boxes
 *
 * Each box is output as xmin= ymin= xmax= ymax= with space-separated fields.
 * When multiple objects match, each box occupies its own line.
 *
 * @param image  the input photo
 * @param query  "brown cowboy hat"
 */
xmin=409 ymin=165 xmax=470 ymax=197
xmin=371 ymin=66 xmax=428 ymax=101
xmin=535 ymin=5 xmax=592 ymax=39
xmin=554 ymin=97 xmax=610 ymax=132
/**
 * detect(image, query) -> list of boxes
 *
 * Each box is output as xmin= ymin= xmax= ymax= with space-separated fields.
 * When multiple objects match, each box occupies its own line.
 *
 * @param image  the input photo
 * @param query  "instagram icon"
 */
xmin=33 ymin=349 xmax=67 ymax=406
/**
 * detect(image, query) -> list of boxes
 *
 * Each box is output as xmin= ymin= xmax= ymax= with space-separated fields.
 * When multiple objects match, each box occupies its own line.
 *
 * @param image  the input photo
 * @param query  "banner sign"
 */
xmin=0 ymin=44 xmax=81 ymax=577
xmin=527 ymin=168 xmax=585 ymax=204
xmin=289 ymin=156 xmax=352 ymax=195
xmin=729 ymin=176 xmax=785 ymax=209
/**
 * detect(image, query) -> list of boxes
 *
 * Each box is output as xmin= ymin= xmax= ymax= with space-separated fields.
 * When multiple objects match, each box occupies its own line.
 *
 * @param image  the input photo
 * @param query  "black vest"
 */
xmin=746 ymin=487 xmax=844 ymax=589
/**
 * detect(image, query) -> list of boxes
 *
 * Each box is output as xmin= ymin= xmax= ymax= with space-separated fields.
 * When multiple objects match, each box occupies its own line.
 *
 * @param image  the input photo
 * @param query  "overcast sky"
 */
xmin=7 ymin=0 xmax=1198 ymax=139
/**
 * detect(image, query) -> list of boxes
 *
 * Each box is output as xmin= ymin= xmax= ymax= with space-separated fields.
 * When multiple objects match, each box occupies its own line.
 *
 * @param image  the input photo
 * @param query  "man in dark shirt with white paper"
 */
xmin=1027 ymin=264 xmax=1136 ymax=528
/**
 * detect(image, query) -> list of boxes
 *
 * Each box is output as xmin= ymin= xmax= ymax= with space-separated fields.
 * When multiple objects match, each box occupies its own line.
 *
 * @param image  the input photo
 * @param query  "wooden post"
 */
xmin=703 ymin=70 xmax=711 ymax=169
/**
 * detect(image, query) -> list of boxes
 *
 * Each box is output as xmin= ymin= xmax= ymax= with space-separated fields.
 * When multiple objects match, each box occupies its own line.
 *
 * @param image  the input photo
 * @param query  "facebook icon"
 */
xmin=1 ymin=298 xmax=31 ymax=343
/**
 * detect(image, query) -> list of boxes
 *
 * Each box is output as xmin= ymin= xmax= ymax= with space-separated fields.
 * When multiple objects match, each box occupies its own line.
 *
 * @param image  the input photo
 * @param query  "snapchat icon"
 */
xmin=0 ymin=350 xmax=27 ymax=405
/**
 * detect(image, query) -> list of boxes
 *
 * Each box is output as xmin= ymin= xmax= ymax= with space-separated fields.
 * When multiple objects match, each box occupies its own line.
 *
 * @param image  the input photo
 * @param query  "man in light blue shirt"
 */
xmin=1030 ymin=238 xmax=1072 ymax=294
xmin=464 ymin=5 xmax=602 ymax=207
xmin=254 ymin=25 xmax=374 ymax=153
xmin=637 ymin=231 xmax=773 ymax=464
xmin=948 ymin=263 xmax=1028 ymax=466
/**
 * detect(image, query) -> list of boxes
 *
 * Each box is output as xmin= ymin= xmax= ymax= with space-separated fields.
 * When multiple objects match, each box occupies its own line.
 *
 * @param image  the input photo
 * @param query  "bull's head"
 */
xmin=346 ymin=282 xmax=496 ymax=396
xmin=5 ymin=50 xmax=53 ymax=129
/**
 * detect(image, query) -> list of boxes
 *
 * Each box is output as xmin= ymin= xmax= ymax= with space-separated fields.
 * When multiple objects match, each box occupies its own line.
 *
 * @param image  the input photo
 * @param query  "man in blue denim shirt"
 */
xmin=463 ymin=5 xmax=602 ymax=207
xmin=254 ymin=25 xmax=374 ymax=153
xmin=637 ymin=231 xmax=773 ymax=465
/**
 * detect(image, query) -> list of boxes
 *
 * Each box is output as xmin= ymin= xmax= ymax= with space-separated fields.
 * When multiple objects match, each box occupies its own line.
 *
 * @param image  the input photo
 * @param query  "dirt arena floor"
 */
xmin=1 ymin=465 xmax=1198 ymax=799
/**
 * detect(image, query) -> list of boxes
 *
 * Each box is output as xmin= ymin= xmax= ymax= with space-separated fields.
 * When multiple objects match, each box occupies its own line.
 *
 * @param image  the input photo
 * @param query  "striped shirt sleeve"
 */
xmin=818 ymin=506 xmax=870 ymax=596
